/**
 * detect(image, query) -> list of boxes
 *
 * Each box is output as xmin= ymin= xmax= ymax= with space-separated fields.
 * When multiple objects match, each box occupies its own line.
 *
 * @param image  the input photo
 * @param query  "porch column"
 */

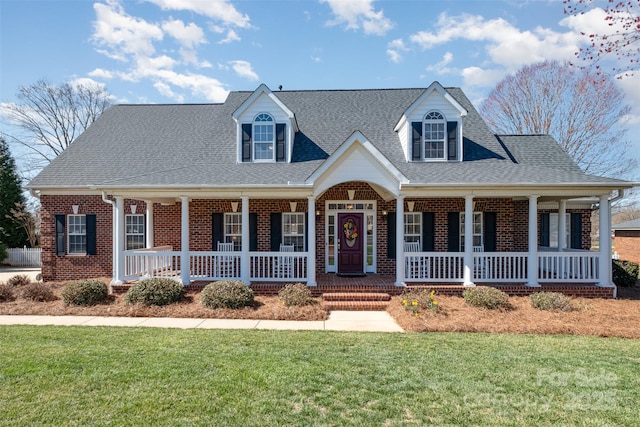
xmin=558 ymin=199 xmax=567 ymax=250
xmin=180 ymin=196 xmax=190 ymax=285
xmin=145 ymin=201 xmax=154 ymax=248
xmin=112 ymin=196 xmax=125 ymax=285
xmin=463 ymin=195 xmax=474 ymax=286
xmin=598 ymin=194 xmax=613 ymax=287
xmin=395 ymin=195 xmax=405 ymax=286
xmin=241 ymin=196 xmax=250 ymax=284
xmin=527 ymin=195 xmax=540 ymax=287
xmin=307 ymin=196 xmax=317 ymax=286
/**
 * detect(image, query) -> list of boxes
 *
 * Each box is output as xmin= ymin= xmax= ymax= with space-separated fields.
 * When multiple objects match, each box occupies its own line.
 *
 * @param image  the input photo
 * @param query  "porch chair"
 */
xmin=277 ymin=244 xmax=295 ymax=278
xmin=473 ymin=245 xmax=487 ymax=279
xmin=404 ymin=240 xmax=423 ymax=279
xmin=217 ymin=242 xmax=235 ymax=277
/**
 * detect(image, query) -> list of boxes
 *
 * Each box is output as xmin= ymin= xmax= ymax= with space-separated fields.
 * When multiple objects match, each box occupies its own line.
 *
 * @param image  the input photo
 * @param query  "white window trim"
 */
xmin=460 ymin=212 xmax=483 ymax=251
xmin=224 ymin=213 xmax=242 ymax=251
xmin=404 ymin=212 xmax=422 ymax=243
xmin=125 ymin=214 xmax=146 ymax=250
xmin=282 ymin=213 xmax=305 ymax=252
xmin=252 ymin=113 xmax=275 ymax=162
xmin=549 ymin=213 xmax=571 ymax=249
xmin=67 ymin=214 xmax=87 ymax=255
xmin=423 ymin=110 xmax=447 ymax=161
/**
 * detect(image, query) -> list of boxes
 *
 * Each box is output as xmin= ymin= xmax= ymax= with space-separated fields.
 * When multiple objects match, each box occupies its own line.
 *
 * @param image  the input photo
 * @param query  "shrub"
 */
xmin=201 ymin=280 xmax=254 ymax=309
xmin=279 ymin=283 xmax=315 ymax=307
xmin=0 ymin=283 xmax=15 ymax=302
xmin=19 ymin=282 xmax=56 ymax=302
xmin=124 ymin=278 xmax=184 ymax=306
xmin=62 ymin=280 xmax=108 ymax=306
xmin=530 ymin=292 xmax=572 ymax=312
xmin=7 ymin=274 xmax=31 ymax=287
xmin=612 ymin=260 xmax=639 ymax=287
xmin=0 ymin=242 xmax=7 ymax=263
xmin=401 ymin=288 xmax=439 ymax=315
xmin=462 ymin=286 xmax=510 ymax=310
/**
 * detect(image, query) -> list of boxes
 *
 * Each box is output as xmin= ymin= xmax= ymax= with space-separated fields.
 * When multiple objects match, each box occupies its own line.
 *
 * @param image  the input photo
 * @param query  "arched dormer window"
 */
xmin=253 ymin=113 xmax=275 ymax=161
xmin=423 ymin=111 xmax=446 ymax=160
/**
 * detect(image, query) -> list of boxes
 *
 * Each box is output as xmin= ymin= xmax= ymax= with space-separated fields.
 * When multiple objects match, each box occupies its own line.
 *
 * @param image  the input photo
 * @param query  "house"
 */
xmin=27 ymin=82 xmax=636 ymax=297
xmin=613 ymin=219 xmax=640 ymax=264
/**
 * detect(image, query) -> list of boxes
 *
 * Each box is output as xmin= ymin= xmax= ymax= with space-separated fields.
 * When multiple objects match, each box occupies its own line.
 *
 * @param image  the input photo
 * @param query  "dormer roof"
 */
xmin=394 ymin=81 xmax=467 ymax=132
xmin=232 ymin=83 xmax=298 ymax=132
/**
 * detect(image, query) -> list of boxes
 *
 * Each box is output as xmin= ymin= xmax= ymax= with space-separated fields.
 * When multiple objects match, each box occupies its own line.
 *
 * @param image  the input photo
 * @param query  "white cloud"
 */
xmin=460 ymin=66 xmax=505 ymax=88
xmin=426 ymin=51 xmax=456 ymax=75
xmin=616 ymin=73 xmax=640 ymax=125
xmin=218 ymin=29 xmax=241 ymax=44
xmin=228 ymin=60 xmax=259 ymax=81
xmin=409 ymin=12 xmax=581 ymax=71
xmin=162 ymin=19 xmax=206 ymax=49
xmin=321 ymin=0 xmax=393 ymax=36
xmin=88 ymin=68 xmax=114 ymax=79
xmin=92 ymin=1 xmax=163 ymax=60
xmin=144 ymin=0 xmax=251 ymax=28
xmin=386 ymin=38 xmax=408 ymax=63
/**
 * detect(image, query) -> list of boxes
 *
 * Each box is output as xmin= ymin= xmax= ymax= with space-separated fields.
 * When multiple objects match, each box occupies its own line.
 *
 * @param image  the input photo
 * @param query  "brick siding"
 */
xmin=614 ymin=230 xmax=640 ymax=264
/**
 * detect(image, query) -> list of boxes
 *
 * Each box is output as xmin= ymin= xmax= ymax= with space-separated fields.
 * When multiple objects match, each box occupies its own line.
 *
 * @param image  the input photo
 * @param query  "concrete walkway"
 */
xmin=0 ymin=311 xmax=404 ymax=332
xmin=0 ymin=267 xmax=41 ymax=283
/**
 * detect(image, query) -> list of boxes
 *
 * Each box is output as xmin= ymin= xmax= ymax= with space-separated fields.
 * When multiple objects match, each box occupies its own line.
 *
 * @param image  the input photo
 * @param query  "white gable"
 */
xmin=307 ymin=131 xmax=407 ymax=200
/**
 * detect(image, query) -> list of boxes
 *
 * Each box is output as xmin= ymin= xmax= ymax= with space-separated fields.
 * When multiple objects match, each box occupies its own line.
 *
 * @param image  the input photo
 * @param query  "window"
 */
xmin=253 ymin=113 xmax=274 ymax=161
xmin=424 ymin=111 xmax=446 ymax=160
xmin=224 ymin=213 xmax=242 ymax=251
xmin=283 ymin=213 xmax=305 ymax=251
xmin=404 ymin=212 xmax=422 ymax=243
xmin=125 ymin=214 xmax=145 ymax=250
xmin=549 ymin=213 xmax=571 ymax=248
xmin=67 ymin=214 xmax=86 ymax=255
xmin=460 ymin=212 xmax=483 ymax=251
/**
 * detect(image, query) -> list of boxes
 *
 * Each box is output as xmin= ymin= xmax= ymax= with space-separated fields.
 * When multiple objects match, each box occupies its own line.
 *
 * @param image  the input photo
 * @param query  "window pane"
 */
xmin=283 ymin=213 xmax=305 ymax=251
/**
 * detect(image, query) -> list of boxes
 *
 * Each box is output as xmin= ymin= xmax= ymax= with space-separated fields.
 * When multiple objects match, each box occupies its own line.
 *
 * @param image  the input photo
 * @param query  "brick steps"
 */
xmin=322 ymin=292 xmax=391 ymax=311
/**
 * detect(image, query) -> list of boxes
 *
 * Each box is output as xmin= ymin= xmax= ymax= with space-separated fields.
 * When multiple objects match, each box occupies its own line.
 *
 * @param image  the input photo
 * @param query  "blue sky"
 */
xmin=1 ymin=0 xmax=638 ymax=175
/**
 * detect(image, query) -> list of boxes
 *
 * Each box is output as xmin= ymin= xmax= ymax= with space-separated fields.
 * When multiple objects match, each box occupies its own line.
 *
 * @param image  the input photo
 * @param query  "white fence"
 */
xmin=3 ymin=247 xmax=41 ymax=267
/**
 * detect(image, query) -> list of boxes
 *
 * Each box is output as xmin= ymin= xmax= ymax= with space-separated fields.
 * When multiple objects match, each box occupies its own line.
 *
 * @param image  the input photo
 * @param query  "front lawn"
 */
xmin=1 ymin=326 xmax=638 ymax=426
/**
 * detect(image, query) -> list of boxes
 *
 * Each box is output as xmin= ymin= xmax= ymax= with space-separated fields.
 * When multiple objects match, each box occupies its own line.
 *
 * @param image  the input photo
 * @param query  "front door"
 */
xmin=337 ymin=213 xmax=364 ymax=275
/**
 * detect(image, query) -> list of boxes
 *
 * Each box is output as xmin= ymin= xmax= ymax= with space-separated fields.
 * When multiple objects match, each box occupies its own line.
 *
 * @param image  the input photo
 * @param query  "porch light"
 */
xmin=315 ymin=210 xmax=321 ymax=218
xmin=131 ymin=205 xmax=137 ymax=214
xmin=347 ymin=204 xmax=353 ymax=210
xmin=231 ymin=201 xmax=239 ymax=213
xmin=407 ymin=201 xmax=415 ymax=212
xmin=289 ymin=202 xmax=297 ymax=212
xmin=382 ymin=209 xmax=388 ymax=216
xmin=72 ymin=205 xmax=79 ymax=214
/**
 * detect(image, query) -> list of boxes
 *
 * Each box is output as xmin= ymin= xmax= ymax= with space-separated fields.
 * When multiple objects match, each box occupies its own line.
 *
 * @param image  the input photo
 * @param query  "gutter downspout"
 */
xmin=101 ymin=192 xmax=117 ymax=292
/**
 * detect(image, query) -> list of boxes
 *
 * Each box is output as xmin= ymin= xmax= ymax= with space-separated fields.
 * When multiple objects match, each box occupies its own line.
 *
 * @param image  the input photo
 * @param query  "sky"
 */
xmin=0 ymin=0 xmax=639 ymax=180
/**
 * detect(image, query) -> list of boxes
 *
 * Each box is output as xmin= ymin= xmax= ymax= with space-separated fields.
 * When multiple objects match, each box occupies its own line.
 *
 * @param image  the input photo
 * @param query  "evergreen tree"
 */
xmin=0 ymin=137 xmax=29 ymax=247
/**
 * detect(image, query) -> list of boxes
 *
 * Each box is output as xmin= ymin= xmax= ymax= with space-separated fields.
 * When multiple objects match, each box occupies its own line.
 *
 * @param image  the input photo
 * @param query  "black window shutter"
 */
xmin=241 ymin=123 xmax=252 ymax=162
xmin=249 ymin=213 xmax=258 ymax=251
xmin=570 ymin=213 xmax=582 ymax=249
xmin=484 ymin=212 xmax=497 ymax=252
xmin=212 ymin=213 xmax=223 ymax=250
xmin=540 ymin=212 xmax=550 ymax=247
xmin=411 ymin=122 xmax=422 ymax=161
xmin=422 ymin=212 xmax=435 ymax=251
xmin=270 ymin=213 xmax=282 ymax=251
xmin=86 ymin=214 xmax=97 ymax=255
xmin=276 ymin=123 xmax=286 ymax=162
xmin=447 ymin=121 xmax=458 ymax=160
xmin=387 ymin=212 xmax=396 ymax=259
xmin=55 ymin=215 xmax=65 ymax=256
xmin=447 ymin=212 xmax=460 ymax=252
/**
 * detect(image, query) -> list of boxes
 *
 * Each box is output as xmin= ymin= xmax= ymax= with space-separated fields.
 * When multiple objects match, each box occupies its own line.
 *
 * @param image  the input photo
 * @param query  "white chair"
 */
xmin=473 ymin=245 xmax=486 ymax=279
xmin=404 ymin=241 xmax=421 ymax=252
xmin=404 ymin=241 xmax=422 ymax=278
xmin=217 ymin=242 xmax=235 ymax=277
xmin=278 ymin=244 xmax=294 ymax=278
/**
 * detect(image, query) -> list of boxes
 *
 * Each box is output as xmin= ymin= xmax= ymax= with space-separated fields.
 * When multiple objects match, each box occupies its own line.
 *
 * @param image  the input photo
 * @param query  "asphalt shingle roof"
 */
xmin=28 ymin=86 xmax=628 ymax=189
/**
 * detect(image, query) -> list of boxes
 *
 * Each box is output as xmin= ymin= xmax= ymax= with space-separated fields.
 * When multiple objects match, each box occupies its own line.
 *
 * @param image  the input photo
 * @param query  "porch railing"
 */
xmin=124 ymin=246 xmax=179 ymax=280
xmin=538 ymin=252 xmax=599 ymax=282
xmin=404 ymin=252 xmax=465 ymax=283
xmin=250 ymin=251 xmax=308 ymax=281
xmin=473 ymin=252 xmax=528 ymax=283
xmin=190 ymin=251 xmax=241 ymax=281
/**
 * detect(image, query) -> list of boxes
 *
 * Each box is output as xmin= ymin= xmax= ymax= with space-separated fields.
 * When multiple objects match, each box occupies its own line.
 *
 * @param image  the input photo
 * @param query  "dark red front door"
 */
xmin=337 ymin=213 xmax=364 ymax=274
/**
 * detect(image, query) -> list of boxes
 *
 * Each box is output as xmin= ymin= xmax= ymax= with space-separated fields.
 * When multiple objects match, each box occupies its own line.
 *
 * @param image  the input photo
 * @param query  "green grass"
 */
xmin=1 ymin=327 xmax=639 ymax=426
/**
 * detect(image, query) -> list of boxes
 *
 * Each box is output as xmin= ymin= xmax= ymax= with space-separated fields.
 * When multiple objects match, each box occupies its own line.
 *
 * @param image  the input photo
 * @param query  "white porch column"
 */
xmin=527 ymin=195 xmax=540 ymax=287
xmin=598 ymin=194 xmax=613 ymax=287
xmin=307 ymin=196 xmax=317 ymax=286
xmin=112 ymin=196 xmax=125 ymax=285
xmin=558 ymin=199 xmax=567 ymax=251
xmin=463 ymin=195 xmax=475 ymax=286
xmin=180 ymin=196 xmax=190 ymax=285
xmin=395 ymin=195 xmax=405 ymax=286
xmin=145 ymin=201 xmax=154 ymax=249
xmin=241 ymin=196 xmax=250 ymax=284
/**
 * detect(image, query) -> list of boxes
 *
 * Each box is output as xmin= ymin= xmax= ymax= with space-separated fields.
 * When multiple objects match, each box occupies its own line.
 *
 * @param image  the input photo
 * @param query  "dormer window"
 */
xmin=423 ymin=111 xmax=446 ymax=160
xmin=253 ymin=113 xmax=275 ymax=161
